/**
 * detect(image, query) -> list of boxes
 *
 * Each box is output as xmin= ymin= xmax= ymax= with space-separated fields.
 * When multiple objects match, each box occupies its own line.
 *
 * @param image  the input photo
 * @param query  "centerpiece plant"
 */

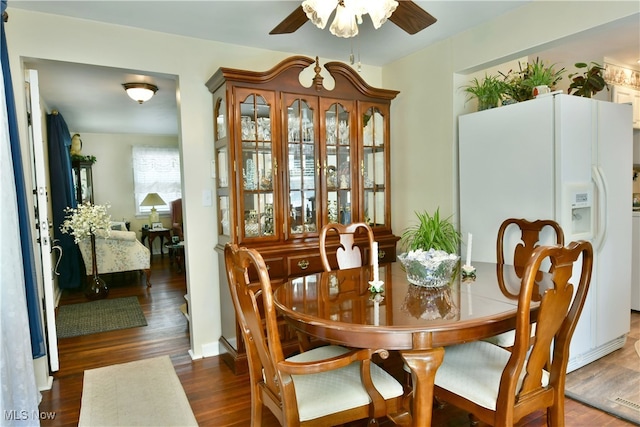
xmin=398 ymin=209 xmax=461 ymax=288
xmin=60 ymin=202 xmax=111 ymax=299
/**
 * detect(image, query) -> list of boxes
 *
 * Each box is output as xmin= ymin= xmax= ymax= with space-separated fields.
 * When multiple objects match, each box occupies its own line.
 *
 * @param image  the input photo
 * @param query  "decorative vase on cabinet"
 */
xmin=206 ymin=56 xmax=400 ymax=374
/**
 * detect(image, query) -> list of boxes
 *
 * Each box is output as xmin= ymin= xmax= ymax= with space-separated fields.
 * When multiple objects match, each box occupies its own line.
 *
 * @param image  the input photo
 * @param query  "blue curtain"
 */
xmin=2 ymin=0 xmax=45 ymax=358
xmin=47 ymin=113 xmax=83 ymax=289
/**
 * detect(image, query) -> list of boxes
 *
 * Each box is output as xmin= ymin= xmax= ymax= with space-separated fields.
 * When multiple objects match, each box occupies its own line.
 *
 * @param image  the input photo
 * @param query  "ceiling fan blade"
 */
xmin=388 ymin=1 xmax=437 ymax=35
xmin=270 ymin=5 xmax=308 ymax=35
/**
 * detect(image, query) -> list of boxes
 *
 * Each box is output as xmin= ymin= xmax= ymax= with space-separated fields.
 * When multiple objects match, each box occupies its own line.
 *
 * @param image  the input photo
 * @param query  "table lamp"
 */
xmin=140 ymin=192 xmax=166 ymax=225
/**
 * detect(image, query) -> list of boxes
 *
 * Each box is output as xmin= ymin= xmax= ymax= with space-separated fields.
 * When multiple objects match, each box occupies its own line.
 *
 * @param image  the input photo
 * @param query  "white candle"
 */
xmin=372 ymin=241 xmax=379 ymax=281
xmin=373 ymin=300 xmax=380 ymax=326
xmin=466 ymin=233 xmax=472 ymax=266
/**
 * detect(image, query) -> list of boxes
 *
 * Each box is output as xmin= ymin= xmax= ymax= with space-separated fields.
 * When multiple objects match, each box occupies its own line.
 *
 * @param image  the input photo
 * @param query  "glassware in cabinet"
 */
xmin=237 ymin=89 xmax=278 ymax=240
xmin=362 ymin=105 xmax=388 ymax=228
xmin=323 ymin=100 xmax=354 ymax=225
xmin=285 ymin=96 xmax=318 ymax=235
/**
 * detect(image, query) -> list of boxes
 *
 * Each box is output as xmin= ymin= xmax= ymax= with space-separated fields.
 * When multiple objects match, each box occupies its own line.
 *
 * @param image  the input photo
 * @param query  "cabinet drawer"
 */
xmin=247 ymin=256 xmax=285 ymax=281
xmin=375 ymin=244 xmax=396 ymax=264
xmin=288 ymin=254 xmax=323 ymax=277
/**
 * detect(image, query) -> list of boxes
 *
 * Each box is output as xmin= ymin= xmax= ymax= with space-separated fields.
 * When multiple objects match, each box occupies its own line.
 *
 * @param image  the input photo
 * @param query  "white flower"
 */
xmin=60 ymin=202 xmax=112 ymax=243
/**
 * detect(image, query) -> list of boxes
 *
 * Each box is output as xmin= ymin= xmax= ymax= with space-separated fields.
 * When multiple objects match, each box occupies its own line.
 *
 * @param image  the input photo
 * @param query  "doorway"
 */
xmin=24 ymin=58 xmax=187 ymax=375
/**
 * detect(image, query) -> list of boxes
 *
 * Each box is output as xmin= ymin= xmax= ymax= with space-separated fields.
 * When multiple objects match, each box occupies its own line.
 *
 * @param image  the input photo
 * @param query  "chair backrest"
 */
xmin=319 ymin=222 xmax=375 ymax=271
xmin=496 ymin=218 xmax=565 ymax=298
xmin=224 ymin=244 xmax=285 ymax=412
xmin=170 ymin=198 xmax=183 ymax=240
xmin=497 ymin=240 xmax=593 ymax=422
xmin=497 ymin=218 xmax=564 ymax=267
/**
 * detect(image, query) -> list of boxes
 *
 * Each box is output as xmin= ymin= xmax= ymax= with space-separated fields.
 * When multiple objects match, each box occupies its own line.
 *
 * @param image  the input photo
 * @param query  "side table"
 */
xmin=164 ymin=241 xmax=185 ymax=273
xmin=140 ymin=228 xmax=171 ymax=262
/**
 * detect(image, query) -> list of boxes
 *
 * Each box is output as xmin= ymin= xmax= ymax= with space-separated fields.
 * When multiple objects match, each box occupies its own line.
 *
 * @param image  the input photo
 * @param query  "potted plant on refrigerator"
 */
xmin=520 ymin=57 xmax=566 ymax=97
xmin=462 ymin=74 xmax=509 ymax=111
xmin=567 ymin=62 xmax=609 ymax=98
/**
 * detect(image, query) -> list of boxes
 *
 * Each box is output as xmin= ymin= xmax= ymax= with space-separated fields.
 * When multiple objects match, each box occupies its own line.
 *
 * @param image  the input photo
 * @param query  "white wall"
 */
xmin=6 ymin=7 xmax=383 ymax=367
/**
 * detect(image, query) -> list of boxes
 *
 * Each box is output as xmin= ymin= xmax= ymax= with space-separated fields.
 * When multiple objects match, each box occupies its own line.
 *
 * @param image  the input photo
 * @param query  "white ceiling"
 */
xmin=10 ymin=1 xmax=640 ymax=136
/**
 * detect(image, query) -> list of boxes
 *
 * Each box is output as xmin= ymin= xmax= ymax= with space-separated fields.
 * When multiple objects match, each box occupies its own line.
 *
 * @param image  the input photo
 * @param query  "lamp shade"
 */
xmin=123 ymin=82 xmax=158 ymax=104
xmin=140 ymin=193 xmax=166 ymax=225
xmin=140 ymin=192 xmax=166 ymax=207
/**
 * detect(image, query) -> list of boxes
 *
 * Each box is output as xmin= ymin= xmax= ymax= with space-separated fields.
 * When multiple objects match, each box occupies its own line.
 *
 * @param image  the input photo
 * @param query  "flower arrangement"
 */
xmin=398 ymin=249 xmax=459 ymax=288
xmin=60 ymin=202 xmax=111 ymax=243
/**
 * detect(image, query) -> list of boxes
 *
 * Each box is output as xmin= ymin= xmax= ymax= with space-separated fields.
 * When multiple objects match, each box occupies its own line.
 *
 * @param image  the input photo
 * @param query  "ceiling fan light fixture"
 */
xmin=302 ymin=0 xmax=337 ymax=29
xmin=302 ymin=0 xmax=397 ymax=38
xmin=330 ymin=2 xmax=359 ymax=38
xmin=364 ymin=0 xmax=398 ymax=29
xmin=122 ymin=82 xmax=158 ymax=104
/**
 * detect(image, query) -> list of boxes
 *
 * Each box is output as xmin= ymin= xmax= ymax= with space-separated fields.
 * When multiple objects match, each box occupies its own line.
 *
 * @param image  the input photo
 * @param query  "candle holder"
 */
xmin=461 ymin=264 xmax=476 ymax=279
xmin=368 ymin=280 xmax=385 ymax=293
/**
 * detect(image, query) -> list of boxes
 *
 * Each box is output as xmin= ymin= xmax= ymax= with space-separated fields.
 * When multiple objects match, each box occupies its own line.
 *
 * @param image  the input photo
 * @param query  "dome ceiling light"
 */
xmin=122 ymin=82 xmax=158 ymax=104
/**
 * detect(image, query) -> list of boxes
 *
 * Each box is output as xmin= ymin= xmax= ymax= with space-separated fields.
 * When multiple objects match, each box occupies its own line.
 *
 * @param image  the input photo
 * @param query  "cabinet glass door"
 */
xmin=237 ymin=90 xmax=276 ymax=240
xmin=362 ymin=107 xmax=386 ymax=227
xmin=214 ymin=97 xmax=231 ymax=237
xmin=285 ymin=97 xmax=318 ymax=236
xmin=324 ymin=101 xmax=353 ymax=225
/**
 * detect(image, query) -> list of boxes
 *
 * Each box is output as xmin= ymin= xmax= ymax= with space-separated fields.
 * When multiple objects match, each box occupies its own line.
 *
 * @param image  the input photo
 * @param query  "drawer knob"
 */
xmin=297 ymin=259 xmax=310 ymax=270
xmin=378 ymin=250 xmax=385 ymax=259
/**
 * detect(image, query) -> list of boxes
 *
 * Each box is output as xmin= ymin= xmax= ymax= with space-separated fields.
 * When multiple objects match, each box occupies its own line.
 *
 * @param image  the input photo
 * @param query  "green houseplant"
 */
xmin=400 ymin=209 xmax=461 ymax=254
xmin=567 ymin=62 xmax=608 ymax=98
xmin=398 ymin=209 xmax=461 ymax=287
xmin=462 ymin=74 xmax=509 ymax=111
xmin=520 ymin=57 xmax=565 ymax=95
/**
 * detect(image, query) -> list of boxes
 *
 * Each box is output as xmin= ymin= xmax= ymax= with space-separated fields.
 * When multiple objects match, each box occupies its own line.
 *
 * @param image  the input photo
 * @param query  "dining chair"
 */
xmin=319 ymin=222 xmax=375 ymax=272
xmin=486 ymin=218 xmax=565 ymax=348
xmin=434 ymin=240 xmax=593 ymax=427
xmin=223 ymin=243 xmax=411 ymax=426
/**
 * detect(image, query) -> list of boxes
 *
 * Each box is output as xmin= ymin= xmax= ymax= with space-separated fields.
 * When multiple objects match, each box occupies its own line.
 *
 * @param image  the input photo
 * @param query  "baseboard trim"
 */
xmin=567 ymin=335 xmax=627 ymax=373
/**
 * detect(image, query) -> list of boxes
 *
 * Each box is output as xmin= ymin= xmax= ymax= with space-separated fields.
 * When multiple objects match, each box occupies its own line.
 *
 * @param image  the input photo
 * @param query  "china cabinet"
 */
xmin=206 ymin=56 xmax=400 ymax=373
xmin=72 ymin=160 xmax=94 ymax=204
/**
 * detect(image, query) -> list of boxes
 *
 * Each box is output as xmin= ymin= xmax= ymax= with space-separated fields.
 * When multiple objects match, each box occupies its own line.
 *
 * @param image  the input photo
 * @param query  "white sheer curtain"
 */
xmin=132 ymin=146 xmax=181 ymax=215
xmin=1 ymin=55 xmax=41 ymax=425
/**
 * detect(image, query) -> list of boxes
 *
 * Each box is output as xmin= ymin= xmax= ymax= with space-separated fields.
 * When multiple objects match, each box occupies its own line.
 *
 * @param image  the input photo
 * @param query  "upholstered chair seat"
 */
xmin=285 ymin=345 xmax=405 ymax=422
xmin=435 ymin=340 xmax=549 ymax=411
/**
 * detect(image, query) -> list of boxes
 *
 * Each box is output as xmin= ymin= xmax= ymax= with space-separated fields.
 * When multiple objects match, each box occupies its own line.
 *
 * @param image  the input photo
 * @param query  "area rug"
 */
xmin=565 ymin=339 xmax=640 ymax=425
xmin=56 ymin=296 xmax=147 ymax=338
xmin=79 ymin=355 xmax=197 ymax=426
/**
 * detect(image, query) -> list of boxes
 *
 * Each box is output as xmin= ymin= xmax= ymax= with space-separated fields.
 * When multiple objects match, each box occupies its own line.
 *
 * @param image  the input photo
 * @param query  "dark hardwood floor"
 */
xmin=38 ymin=255 xmax=636 ymax=426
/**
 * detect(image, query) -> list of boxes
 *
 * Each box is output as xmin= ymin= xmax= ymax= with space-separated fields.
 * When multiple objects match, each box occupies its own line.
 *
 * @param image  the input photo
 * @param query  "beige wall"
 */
xmin=79 ymin=133 xmax=179 ymax=253
xmin=6 ymin=7 xmax=382 ymax=364
xmin=6 ymin=2 xmax=639 ymax=372
xmin=383 ymin=1 xmax=639 ymax=233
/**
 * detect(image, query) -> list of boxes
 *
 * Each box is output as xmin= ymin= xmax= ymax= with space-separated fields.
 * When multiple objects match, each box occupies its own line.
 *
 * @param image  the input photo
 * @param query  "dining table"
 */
xmin=273 ymin=261 xmax=541 ymax=426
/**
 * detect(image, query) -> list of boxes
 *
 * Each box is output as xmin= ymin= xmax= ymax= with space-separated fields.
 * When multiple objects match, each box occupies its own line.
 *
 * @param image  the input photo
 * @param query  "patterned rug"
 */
xmin=79 ymin=356 xmax=197 ymax=426
xmin=56 ymin=296 xmax=147 ymax=338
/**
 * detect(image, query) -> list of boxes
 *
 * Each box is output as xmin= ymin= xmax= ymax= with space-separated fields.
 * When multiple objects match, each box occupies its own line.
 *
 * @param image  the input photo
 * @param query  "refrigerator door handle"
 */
xmin=592 ymin=165 xmax=608 ymax=251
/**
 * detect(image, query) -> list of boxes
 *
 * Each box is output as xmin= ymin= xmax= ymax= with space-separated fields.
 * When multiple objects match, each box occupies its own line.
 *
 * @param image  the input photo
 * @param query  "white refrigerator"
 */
xmin=458 ymin=94 xmax=632 ymax=372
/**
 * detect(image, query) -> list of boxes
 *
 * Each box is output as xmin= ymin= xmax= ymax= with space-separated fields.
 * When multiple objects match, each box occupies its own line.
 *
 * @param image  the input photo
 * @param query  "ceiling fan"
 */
xmin=270 ymin=1 xmax=437 ymax=36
